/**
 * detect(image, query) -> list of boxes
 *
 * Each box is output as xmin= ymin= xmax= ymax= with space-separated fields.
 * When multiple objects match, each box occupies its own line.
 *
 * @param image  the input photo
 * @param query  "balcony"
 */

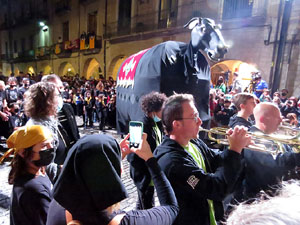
xmin=79 ymin=0 xmax=97 ymax=5
xmin=55 ymin=0 xmax=71 ymax=15
xmin=4 ymin=50 xmax=36 ymax=63
xmin=104 ymin=3 xmax=203 ymax=40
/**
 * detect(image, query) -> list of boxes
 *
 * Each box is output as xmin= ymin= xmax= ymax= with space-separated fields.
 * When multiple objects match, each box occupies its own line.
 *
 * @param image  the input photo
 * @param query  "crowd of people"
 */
xmin=210 ymin=72 xmax=300 ymax=129
xmin=0 ymin=72 xmax=117 ymax=142
xmin=0 ymin=70 xmax=300 ymax=225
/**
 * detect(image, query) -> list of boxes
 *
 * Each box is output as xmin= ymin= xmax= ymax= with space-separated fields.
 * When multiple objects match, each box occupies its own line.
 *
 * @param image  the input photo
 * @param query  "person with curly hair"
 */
xmin=0 ymin=125 xmax=54 ymax=225
xmin=24 ymin=82 xmax=62 ymax=182
xmin=24 ymin=82 xmax=60 ymax=148
xmin=127 ymin=91 xmax=167 ymax=209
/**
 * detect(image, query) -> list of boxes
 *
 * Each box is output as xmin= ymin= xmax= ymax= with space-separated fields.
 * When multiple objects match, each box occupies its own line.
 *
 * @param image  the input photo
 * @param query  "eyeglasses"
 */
xmin=176 ymin=114 xmax=200 ymax=123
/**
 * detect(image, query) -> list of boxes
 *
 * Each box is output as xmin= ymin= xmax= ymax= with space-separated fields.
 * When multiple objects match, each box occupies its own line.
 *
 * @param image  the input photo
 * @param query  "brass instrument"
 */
xmin=199 ymin=126 xmax=300 ymax=155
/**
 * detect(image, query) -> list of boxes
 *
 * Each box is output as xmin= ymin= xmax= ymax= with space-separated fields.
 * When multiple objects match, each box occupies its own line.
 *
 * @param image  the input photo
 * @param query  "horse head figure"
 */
xmin=185 ymin=17 xmax=228 ymax=61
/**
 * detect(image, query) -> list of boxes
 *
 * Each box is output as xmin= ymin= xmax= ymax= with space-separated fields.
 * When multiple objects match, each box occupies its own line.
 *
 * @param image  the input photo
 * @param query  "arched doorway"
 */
xmin=83 ymin=58 xmax=102 ymax=80
xmin=211 ymin=60 xmax=259 ymax=91
xmin=108 ymin=55 xmax=127 ymax=81
xmin=27 ymin=66 xmax=35 ymax=75
xmin=44 ymin=65 xmax=52 ymax=75
xmin=58 ymin=62 xmax=76 ymax=77
xmin=14 ymin=67 xmax=19 ymax=76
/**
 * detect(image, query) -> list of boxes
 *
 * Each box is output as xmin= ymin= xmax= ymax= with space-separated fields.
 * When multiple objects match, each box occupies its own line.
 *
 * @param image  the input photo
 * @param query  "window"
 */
xmin=222 ymin=0 xmax=253 ymax=19
xmin=5 ymin=41 xmax=8 ymax=58
xmin=21 ymin=38 xmax=26 ymax=53
xmin=118 ymin=0 xmax=131 ymax=34
xmin=158 ymin=0 xmax=178 ymax=28
xmin=14 ymin=40 xmax=18 ymax=53
xmin=28 ymin=35 xmax=34 ymax=50
xmin=63 ymin=21 xmax=69 ymax=41
xmin=88 ymin=11 xmax=97 ymax=34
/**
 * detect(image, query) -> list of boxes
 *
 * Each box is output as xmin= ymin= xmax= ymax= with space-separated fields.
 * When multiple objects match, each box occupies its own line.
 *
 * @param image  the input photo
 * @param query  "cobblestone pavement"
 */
xmin=0 ymin=117 xmax=157 ymax=224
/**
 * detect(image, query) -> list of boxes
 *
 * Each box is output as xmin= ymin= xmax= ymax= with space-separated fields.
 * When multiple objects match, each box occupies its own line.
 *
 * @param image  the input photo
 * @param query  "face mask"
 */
xmin=282 ymin=92 xmax=287 ymax=97
xmin=24 ymin=83 xmax=29 ymax=88
xmin=32 ymin=148 xmax=56 ymax=167
xmin=57 ymin=96 xmax=64 ymax=112
xmin=10 ymin=85 xmax=15 ymax=88
xmin=153 ymin=115 xmax=161 ymax=122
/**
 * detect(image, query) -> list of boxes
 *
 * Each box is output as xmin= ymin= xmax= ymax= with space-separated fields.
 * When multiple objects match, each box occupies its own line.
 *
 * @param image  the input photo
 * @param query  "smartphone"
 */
xmin=129 ymin=121 xmax=144 ymax=148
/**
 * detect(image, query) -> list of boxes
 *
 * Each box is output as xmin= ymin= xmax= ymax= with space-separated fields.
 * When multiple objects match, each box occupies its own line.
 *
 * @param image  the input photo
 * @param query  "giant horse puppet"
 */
xmin=116 ymin=17 xmax=228 ymax=134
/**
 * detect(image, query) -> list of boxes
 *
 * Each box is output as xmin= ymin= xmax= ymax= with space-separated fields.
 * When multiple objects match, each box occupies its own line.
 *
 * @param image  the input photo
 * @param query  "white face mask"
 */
xmin=57 ymin=96 xmax=64 ymax=112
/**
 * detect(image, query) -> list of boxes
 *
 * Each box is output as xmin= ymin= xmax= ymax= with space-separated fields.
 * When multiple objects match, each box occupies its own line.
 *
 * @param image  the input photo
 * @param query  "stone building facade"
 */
xmin=0 ymin=0 xmax=299 ymax=95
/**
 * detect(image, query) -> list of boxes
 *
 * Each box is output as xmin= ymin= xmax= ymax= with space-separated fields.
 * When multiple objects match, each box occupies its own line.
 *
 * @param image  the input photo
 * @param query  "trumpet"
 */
xmin=199 ymin=126 xmax=300 ymax=155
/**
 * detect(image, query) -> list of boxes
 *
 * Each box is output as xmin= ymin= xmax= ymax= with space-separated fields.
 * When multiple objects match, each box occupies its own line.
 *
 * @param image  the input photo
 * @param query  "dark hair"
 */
xmin=24 ymin=82 xmax=58 ymax=119
xmin=232 ymin=93 xmax=255 ymax=111
xmin=162 ymin=93 xmax=194 ymax=134
xmin=8 ymin=147 xmax=34 ymax=184
xmin=140 ymin=91 xmax=167 ymax=115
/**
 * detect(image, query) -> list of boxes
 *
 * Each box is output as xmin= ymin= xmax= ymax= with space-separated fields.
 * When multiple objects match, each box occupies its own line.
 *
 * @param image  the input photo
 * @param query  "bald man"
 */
xmin=226 ymin=102 xmax=300 ymax=210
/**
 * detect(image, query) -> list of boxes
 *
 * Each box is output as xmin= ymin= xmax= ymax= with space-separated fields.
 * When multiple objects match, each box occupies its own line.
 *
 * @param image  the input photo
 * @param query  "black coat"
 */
xmin=55 ymin=103 xmax=80 ymax=164
xmin=154 ymin=136 xmax=242 ymax=225
xmin=127 ymin=116 xmax=163 ymax=191
xmin=230 ymin=126 xmax=300 ymax=203
xmin=228 ymin=115 xmax=253 ymax=129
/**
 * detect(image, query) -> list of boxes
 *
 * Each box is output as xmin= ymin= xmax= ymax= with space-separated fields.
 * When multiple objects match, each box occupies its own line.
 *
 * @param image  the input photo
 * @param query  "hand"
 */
xmin=130 ymin=133 xmax=153 ymax=161
xmin=119 ymin=133 xmax=130 ymax=160
xmin=227 ymin=126 xmax=251 ymax=154
xmin=0 ymin=112 xmax=9 ymax=121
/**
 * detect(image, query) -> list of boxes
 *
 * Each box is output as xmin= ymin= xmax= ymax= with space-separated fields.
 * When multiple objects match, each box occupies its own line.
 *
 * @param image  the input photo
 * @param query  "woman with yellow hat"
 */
xmin=0 ymin=125 xmax=55 ymax=225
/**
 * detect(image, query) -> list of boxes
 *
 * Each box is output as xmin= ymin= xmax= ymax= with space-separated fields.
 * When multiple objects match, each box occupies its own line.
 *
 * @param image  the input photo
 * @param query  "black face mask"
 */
xmin=282 ymin=92 xmax=287 ymax=97
xmin=10 ymin=85 xmax=15 ymax=88
xmin=32 ymin=148 xmax=56 ymax=167
xmin=24 ymin=83 xmax=29 ymax=88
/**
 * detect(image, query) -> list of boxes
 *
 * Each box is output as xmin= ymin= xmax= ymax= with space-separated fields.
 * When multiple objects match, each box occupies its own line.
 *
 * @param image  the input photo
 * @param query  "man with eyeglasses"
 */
xmin=154 ymin=93 xmax=251 ymax=225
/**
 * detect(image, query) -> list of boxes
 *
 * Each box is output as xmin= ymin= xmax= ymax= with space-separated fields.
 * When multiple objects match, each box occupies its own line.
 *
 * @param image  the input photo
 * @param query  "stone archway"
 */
xmin=211 ymin=59 xmax=259 ymax=91
xmin=26 ymin=66 xmax=35 ymax=75
xmin=58 ymin=62 xmax=76 ymax=77
xmin=82 ymin=58 xmax=102 ymax=80
xmin=44 ymin=65 xmax=52 ymax=74
xmin=108 ymin=55 xmax=127 ymax=81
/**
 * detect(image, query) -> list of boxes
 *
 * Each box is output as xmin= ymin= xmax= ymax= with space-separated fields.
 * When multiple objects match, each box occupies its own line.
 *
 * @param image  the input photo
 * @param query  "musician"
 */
xmin=229 ymin=93 xmax=257 ymax=129
xmin=228 ymin=102 xmax=300 ymax=207
xmin=253 ymin=73 xmax=268 ymax=98
xmin=154 ymin=93 xmax=251 ymax=225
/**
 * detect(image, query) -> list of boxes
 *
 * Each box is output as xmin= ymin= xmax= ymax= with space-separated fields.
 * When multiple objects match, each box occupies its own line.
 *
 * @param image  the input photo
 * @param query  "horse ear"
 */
xmin=184 ymin=17 xmax=201 ymax=30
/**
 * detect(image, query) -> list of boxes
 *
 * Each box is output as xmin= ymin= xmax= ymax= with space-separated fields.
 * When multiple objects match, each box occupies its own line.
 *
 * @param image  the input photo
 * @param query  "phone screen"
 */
xmin=129 ymin=121 xmax=143 ymax=148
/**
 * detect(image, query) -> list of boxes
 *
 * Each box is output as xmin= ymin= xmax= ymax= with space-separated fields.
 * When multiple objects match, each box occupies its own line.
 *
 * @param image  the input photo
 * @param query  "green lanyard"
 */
xmin=184 ymin=142 xmax=217 ymax=225
xmin=153 ymin=122 xmax=162 ymax=146
xmin=149 ymin=122 xmax=162 ymax=187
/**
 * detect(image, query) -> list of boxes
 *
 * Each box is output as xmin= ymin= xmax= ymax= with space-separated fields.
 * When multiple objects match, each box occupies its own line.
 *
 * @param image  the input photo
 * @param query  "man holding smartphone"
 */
xmin=154 ymin=93 xmax=251 ymax=225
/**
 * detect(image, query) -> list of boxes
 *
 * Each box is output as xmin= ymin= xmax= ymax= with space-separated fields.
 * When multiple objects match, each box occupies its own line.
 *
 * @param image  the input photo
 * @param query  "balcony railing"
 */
xmin=222 ymin=0 xmax=253 ymax=19
xmin=79 ymin=0 xmax=97 ymax=5
xmin=105 ymin=3 xmax=203 ymax=39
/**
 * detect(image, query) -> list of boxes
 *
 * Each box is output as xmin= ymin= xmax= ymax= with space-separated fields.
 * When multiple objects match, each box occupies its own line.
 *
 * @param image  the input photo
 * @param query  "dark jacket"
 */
xmin=127 ymin=116 xmax=163 ymax=191
xmin=55 ymin=103 xmax=80 ymax=165
xmin=154 ymin=136 xmax=242 ymax=225
xmin=230 ymin=126 xmax=300 ymax=204
xmin=228 ymin=115 xmax=253 ymax=129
